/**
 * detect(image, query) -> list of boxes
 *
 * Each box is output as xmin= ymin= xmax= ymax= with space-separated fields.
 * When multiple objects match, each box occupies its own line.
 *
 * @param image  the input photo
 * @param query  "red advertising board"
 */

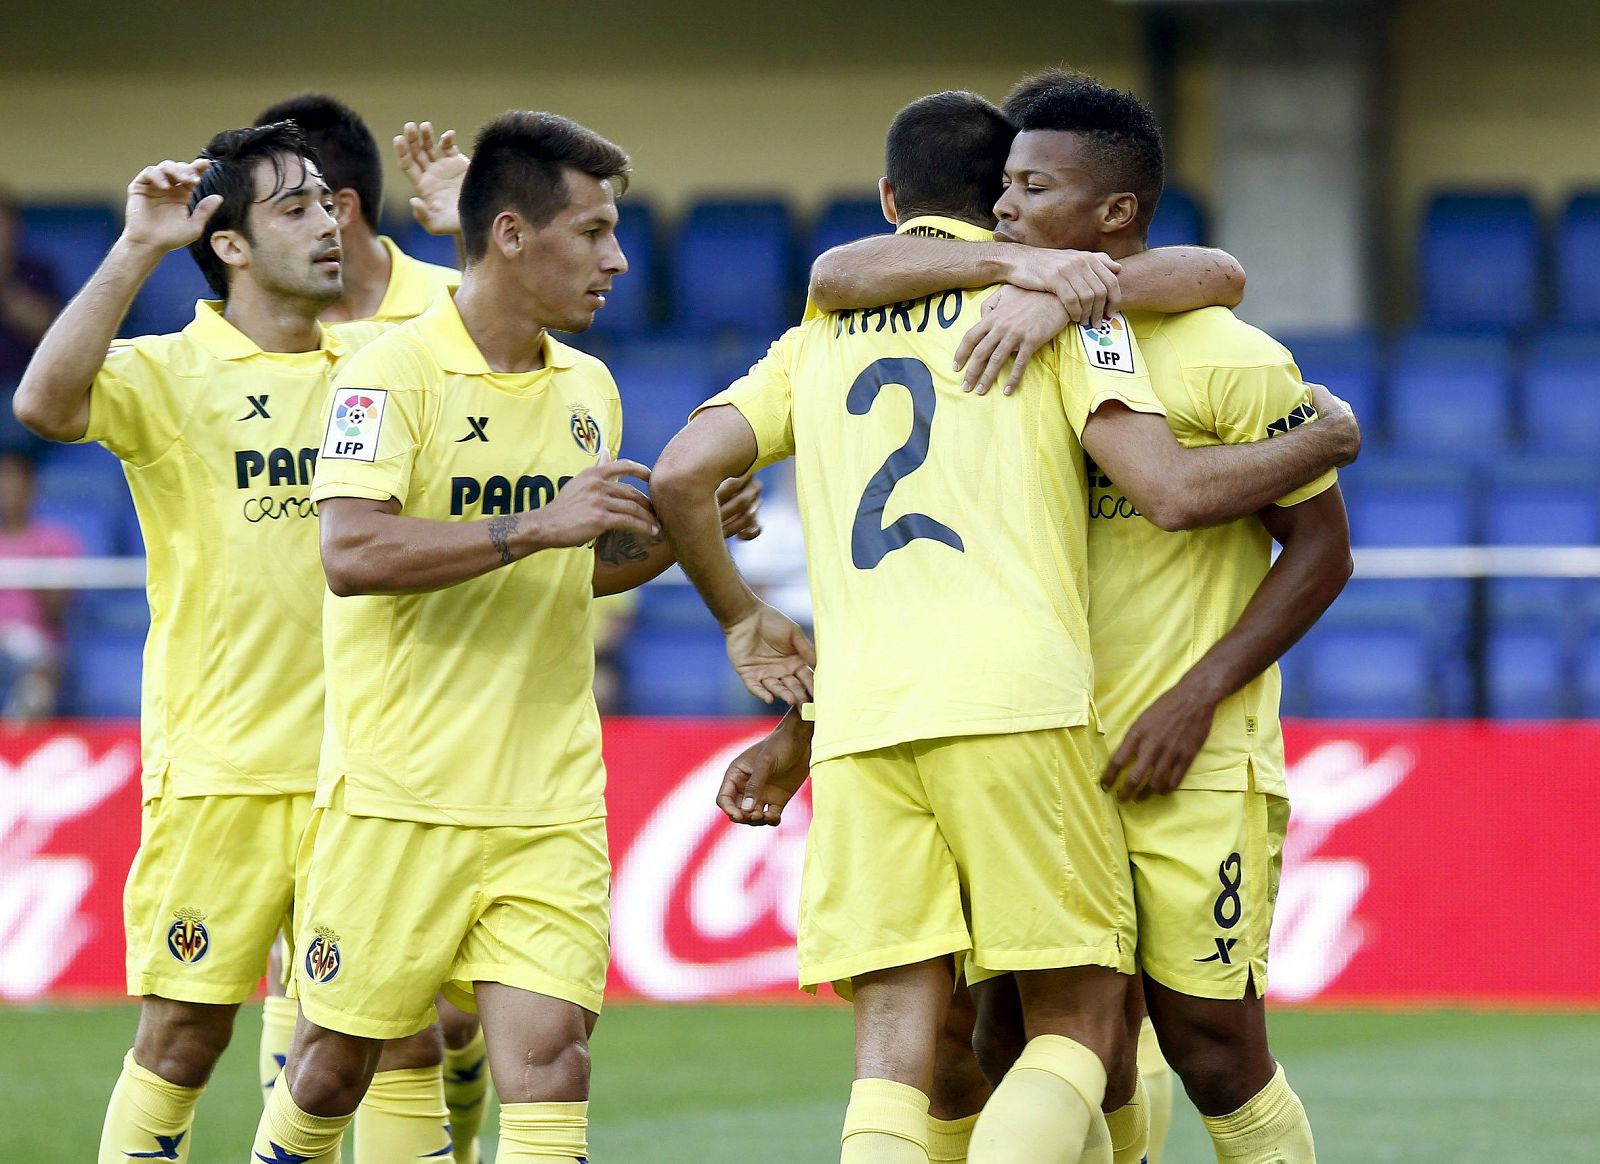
xmin=3 ymin=719 xmax=1597 ymax=1006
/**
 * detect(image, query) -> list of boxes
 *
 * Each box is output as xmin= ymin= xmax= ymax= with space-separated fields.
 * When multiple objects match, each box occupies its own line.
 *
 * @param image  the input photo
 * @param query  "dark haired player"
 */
xmin=250 ymin=110 xmax=760 ymax=1164
xmin=254 ymin=91 xmax=486 ymax=1164
xmin=811 ymin=70 xmax=1346 ymax=1164
xmin=12 ymin=123 xmax=388 ymax=1163
xmin=652 ymin=88 xmax=1352 ymax=1164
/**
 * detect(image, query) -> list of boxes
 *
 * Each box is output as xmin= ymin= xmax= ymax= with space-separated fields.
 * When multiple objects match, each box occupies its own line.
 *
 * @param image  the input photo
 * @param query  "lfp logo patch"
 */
xmin=321 ymin=388 xmax=388 ymax=463
xmin=303 ymin=926 xmax=342 ymax=984
xmin=166 ymin=909 xmax=210 ymax=964
xmin=1078 ymin=313 xmax=1137 ymax=375
xmin=570 ymin=405 xmax=602 ymax=456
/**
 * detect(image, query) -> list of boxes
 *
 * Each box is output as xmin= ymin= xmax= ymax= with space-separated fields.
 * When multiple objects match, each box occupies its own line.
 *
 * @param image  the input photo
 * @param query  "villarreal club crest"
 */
xmin=304 ymin=925 xmax=343 ymax=984
xmin=167 ymin=908 xmax=210 ymax=964
xmin=569 ymin=404 xmax=602 ymax=457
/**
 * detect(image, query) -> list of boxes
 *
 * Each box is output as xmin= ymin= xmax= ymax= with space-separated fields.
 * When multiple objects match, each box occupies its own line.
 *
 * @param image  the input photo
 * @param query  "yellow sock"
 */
xmin=1200 ymin=1064 xmax=1316 ymax=1164
xmin=1137 ymin=1017 xmax=1173 ymax=1164
xmin=1081 ymin=1108 xmax=1113 ymax=1164
xmin=99 ymin=1050 xmax=202 ymax=1164
xmin=497 ymin=1101 xmax=587 ymax=1162
xmin=927 ymin=1113 xmax=978 ymax=1162
xmin=841 ymin=1078 xmax=930 ymax=1163
xmin=968 ymin=1034 xmax=1107 ymax=1164
xmin=251 ymin=1074 xmax=353 ymax=1164
xmin=1106 ymin=1075 xmax=1150 ymax=1164
xmin=353 ymin=1065 xmax=451 ymax=1163
xmin=261 ymin=995 xmax=299 ymax=1102
xmin=443 ymin=1028 xmax=489 ymax=1164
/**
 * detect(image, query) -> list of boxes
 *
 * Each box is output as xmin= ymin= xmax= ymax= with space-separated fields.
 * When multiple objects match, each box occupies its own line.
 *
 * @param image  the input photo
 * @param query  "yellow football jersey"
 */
xmin=701 ymin=215 xmax=1164 ymax=765
xmin=366 ymin=236 xmax=459 ymax=324
xmin=1088 ymin=307 xmax=1337 ymax=796
xmin=82 ymin=302 xmax=386 ymax=799
xmin=310 ymin=292 xmax=622 ymax=827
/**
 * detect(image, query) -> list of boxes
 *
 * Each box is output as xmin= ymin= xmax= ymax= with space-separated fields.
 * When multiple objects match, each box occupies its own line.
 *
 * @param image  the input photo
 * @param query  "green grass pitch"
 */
xmin=2 ymin=1003 xmax=1596 ymax=1161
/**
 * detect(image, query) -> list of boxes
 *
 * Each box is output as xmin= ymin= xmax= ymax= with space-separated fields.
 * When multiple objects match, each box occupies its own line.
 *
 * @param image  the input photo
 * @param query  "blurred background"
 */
xmin=1 ymin=2 xmax=1597 ymax=1161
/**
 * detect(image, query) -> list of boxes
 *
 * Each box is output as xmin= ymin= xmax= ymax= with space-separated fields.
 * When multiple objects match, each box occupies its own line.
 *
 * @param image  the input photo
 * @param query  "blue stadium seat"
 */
xmin=1484 ymin=459 xmax=1600 ymax=634
xmin=1418 ymin=191 xmax=1540 ymax=330
xmin=806 ymin=197 xmax=890 ymax=266
xmin=68 ymin=587 xmax=149 ymax=637
xmin=670 ymin=199 xmax=795 ymax=336
xmin=1388 ymin=332 xmax=1514 ymax=455
xmin=1146 ymin=187 xmax=1204 ymax=249
xmin=608 ymin=339 xmax=718 ymax=466
xmin=1284 ymin=332 xmax=1383 ymax=440
xmin=32 ymin=496 xmax=118 ymax=557
xmin=19 ymin=202 xmax=119 ymax=297
xmin=1577 ymin=633 xmax=1600 ymax=716
xmin=1486 ymin=626 xmax=1570 ymax=719
xmin=1520 ymin=331 xmax=1600 ymax=453
xmin=582 ymin=200 xmax=659 ymax=337
xmin=620 ymin=625 xmax=738 ymax=716
xmin=63 ymin=632 xmax=144 ymax=717
xmin=1302 ymin=627 xmax=1437 ymax=718
xmin=37 ymin=442 xmax=127 ymax=506
xmin=388 ymin=220 xmax=459 ymax=270
xmin=127 ymin=250 xmax=211 ymax=336
xmin=1555 ymin=193 xmax=1600 ymax=326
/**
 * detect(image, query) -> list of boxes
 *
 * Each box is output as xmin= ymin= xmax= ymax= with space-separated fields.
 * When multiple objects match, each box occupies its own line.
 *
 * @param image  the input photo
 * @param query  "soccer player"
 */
xmin=248 ymin=110 xmax=759 ymax=1164
xmin=12 ymin=123 xmax=387 ymax=1164
xmin=253 ymin=91 xmax=486 ymax=1164
xmin=651 ymin=91 xmax=1355 ymax=1164
xmin=813 ymin=71 xmax=1349 ymax=1164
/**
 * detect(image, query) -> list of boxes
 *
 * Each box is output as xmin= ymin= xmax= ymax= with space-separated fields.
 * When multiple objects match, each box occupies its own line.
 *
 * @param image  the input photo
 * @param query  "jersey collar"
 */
xmin=895 ymin=214 xmax=995 ymax=243
xmin=183 ymin=300 xmax=342 ymax=361
xmin=416 ymin=290 xmax=576 ymax=374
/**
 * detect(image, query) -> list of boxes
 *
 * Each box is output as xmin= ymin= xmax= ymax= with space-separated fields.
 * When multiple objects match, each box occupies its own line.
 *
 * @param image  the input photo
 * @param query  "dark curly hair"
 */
xmin=1003 ymin=68 xmax=1164 ymax=236
xmin=885 ymin=91 xmax=1016 ymax=228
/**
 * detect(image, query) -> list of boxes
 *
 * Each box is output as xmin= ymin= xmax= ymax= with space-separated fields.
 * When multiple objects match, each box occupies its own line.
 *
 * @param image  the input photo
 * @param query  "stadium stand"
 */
xmin=18 ymin=202 xmax=119 ymax=298
xmin=669 ymin=198 xmax=795 ymax=336
xmin=1388 ymin=331 xmax=1514 ymax=456
xmin=1418 ymin=191 xmax=1541 ymax=330
xmin=1554 ymin=191 xmax=1600 ymax=327
xmin=1146 ymin=185 xmax=1204 ymax=249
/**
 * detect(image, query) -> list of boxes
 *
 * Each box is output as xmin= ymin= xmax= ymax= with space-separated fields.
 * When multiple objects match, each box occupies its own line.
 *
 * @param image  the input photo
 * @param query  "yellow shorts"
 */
xmin=1119 ymin=767 xmax=1288 ymax=1000
xmin=798 ymin=727 xmax=1135 ymax=996
xmin=292 ymin=804 xmax=611 ymax=1040
xmin=123 ymin=781 xmax=311 ymax=1004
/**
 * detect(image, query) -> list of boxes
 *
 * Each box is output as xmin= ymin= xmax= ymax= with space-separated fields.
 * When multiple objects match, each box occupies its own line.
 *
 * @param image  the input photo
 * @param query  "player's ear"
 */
xmin=878 ymin=177 xmax=897 ymax=226
xmin=491 ymin=209 xmax=523 ymax=258
xmin=1103 ymin=192 xmax=1139 ymax=234
xmin=332 ymin=188 xmax=363 ymax=231
xmin=210 ymin=228 xmax=249 ymax=275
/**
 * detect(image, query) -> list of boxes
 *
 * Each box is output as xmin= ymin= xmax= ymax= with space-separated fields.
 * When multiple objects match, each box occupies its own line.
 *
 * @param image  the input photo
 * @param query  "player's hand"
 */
xmin=1307 ymin=381 xmax=1361 ymax=467
xmin=1101 ymin=679 xmax=1217 ymax=801
xmin=121 ymin=159 xmax=223 ymax=255
xmin=955 ymin=286 xmax=1071 ymax=396
xmin=395 ymin=121 xmax=469 ymax=236
xmin=533 ymin=451 xmax=657 ymax=548
xmin=724 ymin=601 xmax=816 ymax=706
xmin=717 ymin=716 xmax=812 ymax=826
xmin=716 ymin=474 xmax=763 ymax=541
xmin=1007 ymin=248 xmax=1121 ymax=327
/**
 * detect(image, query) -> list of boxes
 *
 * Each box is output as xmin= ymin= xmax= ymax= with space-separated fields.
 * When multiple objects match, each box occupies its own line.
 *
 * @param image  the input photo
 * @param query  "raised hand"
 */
xmin=1008 ymin=248 xmax=1121 ymax=327
xmin=535 ymin=451 xmax=657 ymax=548
xmin=716 ymin=474 xmax=763 ymax=541
xmin=394 ymin=121 xmax=469 ymax=236
xmin=122 ymin=159 xmax=224 ymax=254
xmin=724 ymin=601 xmax=816 ymax=706
xmin=955 ymin=286 xmax=1071 ymax=396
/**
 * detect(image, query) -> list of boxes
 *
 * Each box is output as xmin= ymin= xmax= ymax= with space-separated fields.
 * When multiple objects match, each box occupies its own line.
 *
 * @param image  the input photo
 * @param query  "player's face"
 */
xmin=992 ymin=130 xmax=1109 ymax=253
xmin=517 ymin=169 xmax=628 ymax=333
xmin=237 ymin=155 xmax=343 ymax=307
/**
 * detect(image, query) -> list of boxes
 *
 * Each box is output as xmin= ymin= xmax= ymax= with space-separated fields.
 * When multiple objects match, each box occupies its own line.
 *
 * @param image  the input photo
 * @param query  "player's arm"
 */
xmin=1104 ymin=485 xmax=1353 ymax=799
xmin=319 ymin=452 xmax=657 ymax=595
xmin=13 ymin=159 xmax=222 ymax=442
xmin=592 ymin=474 xmax=764 ymax=596
xmin=1080 ymin=385 xmax=1359 ymax=532
xmin=718 ymin=704 xmax=816 ymax=827
xmin=652 ymin=406 xmax=815 ymax=706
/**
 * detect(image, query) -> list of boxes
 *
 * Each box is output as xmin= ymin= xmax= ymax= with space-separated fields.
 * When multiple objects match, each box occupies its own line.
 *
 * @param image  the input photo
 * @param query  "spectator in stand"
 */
xmin=0 ymin=193 xmax=62 ymax=391
xmin=0 ymin=450 xmax=82 ymax=720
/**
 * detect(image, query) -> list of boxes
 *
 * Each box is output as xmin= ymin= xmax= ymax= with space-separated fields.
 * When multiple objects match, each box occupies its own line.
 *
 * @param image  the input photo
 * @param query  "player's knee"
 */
xmin=289 ymin=1038 xmax=383 ymax=1117
xmin=929 ymin=1033 xmax=990 ymax=1119
xmin=1102 ymin=1027 xmax=1140 ymax=1111
xmin=499 ymin=1033 xmax=591 ymax=1104
xmin=134 ymin=1000 xmax=236 ymax=1088
xmin=439 ymin=1007 xmax=481 ymax=1051
xmin=971 ymin=1017 xmax=1025 ymax=1087
xmin=1161 ymin=1029 xmax=1254 ymax=1114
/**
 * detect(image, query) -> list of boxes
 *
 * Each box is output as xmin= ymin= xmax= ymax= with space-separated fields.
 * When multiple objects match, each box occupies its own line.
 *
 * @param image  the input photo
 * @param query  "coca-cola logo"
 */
xmin=0 ymin=735 xmax=138 ymax=1000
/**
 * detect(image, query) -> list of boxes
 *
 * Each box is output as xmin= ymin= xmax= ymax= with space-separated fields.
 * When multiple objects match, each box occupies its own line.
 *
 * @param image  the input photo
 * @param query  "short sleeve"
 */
xmin=311 ymin=342 xmax=429 ymax=506
xmin=81 ymin=342 xmax=189 ymax=465
xmin=1208 ymin=362 xmax=1337 ymax=507
xmin=1055 ymin=316 xmax=1166 ymax=437
xmin=692 ymin=328 xmax=799 ymax=472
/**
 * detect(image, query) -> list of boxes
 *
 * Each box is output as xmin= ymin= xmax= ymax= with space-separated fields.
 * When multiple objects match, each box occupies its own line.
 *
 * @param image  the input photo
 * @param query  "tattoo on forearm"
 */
xmin=487 ymin=514 xmax=519 ymax=565
xmin=595 ymin=528 xmax=665 ymax=567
